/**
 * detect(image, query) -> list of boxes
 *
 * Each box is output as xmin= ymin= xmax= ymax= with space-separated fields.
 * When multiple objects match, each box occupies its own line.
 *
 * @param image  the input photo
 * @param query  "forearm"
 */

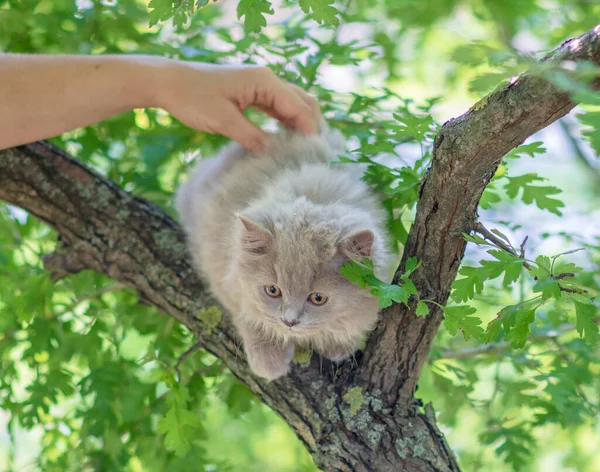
xmin=0 ymin=53 xmax=319 ymax=153
xmin=0 ymin=54 xmax=166 ymax=149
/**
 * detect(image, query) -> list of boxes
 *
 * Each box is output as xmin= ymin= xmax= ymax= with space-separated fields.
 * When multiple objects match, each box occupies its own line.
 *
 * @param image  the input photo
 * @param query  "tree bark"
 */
xmin=0 ymin=27 xmax=599 ymax=472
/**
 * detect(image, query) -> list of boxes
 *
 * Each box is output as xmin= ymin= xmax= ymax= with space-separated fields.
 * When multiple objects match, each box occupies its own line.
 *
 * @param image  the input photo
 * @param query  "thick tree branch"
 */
xmin=359 ymin=26 xmax=600 ymax=409
xmin=1 ymin=27 xmax=599 ymax=472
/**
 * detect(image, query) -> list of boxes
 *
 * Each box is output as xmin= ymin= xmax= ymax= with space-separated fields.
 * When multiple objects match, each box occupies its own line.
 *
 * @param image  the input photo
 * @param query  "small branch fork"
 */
xmin=175 ymin=341 xmax=204 ymax=382
xmin=472 ymin=221 xmax=531 ymax=269
xmin=472 ymin=221 xmax=583 ymax=287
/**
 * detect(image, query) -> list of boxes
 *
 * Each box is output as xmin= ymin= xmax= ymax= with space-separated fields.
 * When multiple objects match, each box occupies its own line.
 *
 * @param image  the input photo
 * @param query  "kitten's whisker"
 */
xmin=350 ymin=352 xmax=359 ymax=370
xmin=234 ymin=338 xmax=244 ymax=362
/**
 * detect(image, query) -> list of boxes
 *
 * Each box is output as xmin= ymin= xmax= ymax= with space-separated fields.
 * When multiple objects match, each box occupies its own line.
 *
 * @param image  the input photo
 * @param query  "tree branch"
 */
xmin=472 ymin=221 xmax=533 ymax=269
xmin=358 ymin=27 xmax=600 ymax=412
xmin=1 ymin=27 xmax=599 ymax=472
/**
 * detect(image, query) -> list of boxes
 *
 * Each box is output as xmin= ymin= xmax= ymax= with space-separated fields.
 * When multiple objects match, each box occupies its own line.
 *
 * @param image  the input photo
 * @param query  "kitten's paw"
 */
xmin=249 ymin=357 xmax=291 ymax=381
xmin=318 ymin=345 xmax=355 ymax=362
xmin=246 ymin=342 xmax=295 ymax=381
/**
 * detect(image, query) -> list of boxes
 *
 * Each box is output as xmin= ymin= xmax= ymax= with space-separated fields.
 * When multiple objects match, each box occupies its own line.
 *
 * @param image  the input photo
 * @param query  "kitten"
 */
xmin=175 ymin=126 xmax=393 ymax=380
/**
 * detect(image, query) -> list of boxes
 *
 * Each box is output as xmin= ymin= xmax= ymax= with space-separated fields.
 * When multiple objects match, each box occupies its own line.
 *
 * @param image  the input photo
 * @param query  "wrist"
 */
xmin=145 ymin=59 xmax=219 ymax=113
xmin=118 ymin=55 xmax=174 ymax=110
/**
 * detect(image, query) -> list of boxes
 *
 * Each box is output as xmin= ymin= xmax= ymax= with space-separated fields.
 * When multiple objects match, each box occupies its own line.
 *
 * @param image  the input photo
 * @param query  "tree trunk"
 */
xmin=0 ymin=28 xmax=598 ymax=472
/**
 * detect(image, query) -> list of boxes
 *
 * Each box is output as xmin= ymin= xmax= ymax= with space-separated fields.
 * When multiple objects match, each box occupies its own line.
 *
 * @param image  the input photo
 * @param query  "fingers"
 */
xmin=216 ymin=102 xmax=269 ymax=154
xmin=159 ymin=62 xmax=322 ymax=150
xmin=253 ymin=84 xmax=322 ymax=132
xmin=288 ymin=83 xmax=322 ymax=128
xmin=255 ymin=76 xmax=320 ymax=135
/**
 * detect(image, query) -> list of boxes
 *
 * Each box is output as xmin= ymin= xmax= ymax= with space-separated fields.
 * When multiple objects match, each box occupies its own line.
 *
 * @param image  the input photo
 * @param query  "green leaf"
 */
xmin=480 ymin=187 xmax=501 ymax=209
xmin=505 ymin=141 xmax=547 ymax=159
xmin=392 ymin=112 xmax=435 ymax=143
xmin=299 ymin=0 xmax=339 ymax=25
xmin=484 ymin=316 xmax=503 ymax=343
xmin=502 ymin=257 xmax=524 ymax=286
xmin=504 ymin=309 xmax=535 ymax=348
xmin=452 ymin=249 xmax=523 ymax=302
xmin=157 ymin=384 xmax=203 ymax=457
xmin=492 ymin=304 xmax=520 ymax=338
xmin=399 ymin=274 xmax=418 ymax=298
xmin=371 ymin=283 xmax=410 ymax=308
xmin=339 ymin=259 xmax=373 ymax=289
xmin=452 ymin=266 xmax=485 ymax=302
xmin=148 ymin=0 xmax=174 ymax=27
xmin=416 ymin=301 xmax=430 ymax=317
xmin=389 ymin=216 xmax=409 ymax=245
xmin=569 ymin=292 xmax=593 ymax=304
xmin=443 ymin=305 xmax=483 ymax=340
xmin=552 ymin=260 xmax=583 ymax=276
xmin=451 ymin=42 xmax=502 ymax=66
xmin=480 ymin=423 xmax=535 ymax=470
xmin=577 ymin=110 xmax=600 ymax=156
xmin=533 ymin=254 xmax=552 ymax=274
xmin=340 ymin=259 xmax=416 ymax=308
xmin=237 ymin=0 xmax=274 ymax=33
xmin=529 ymin=254 xmax=553 ymax=284
xmin=504 ymin=174 xmax=564 ymax=215
xmin=574 ymin=300 xmax=599 ymax=342
xmin=533 ymin=277 xmax=561 ymax=301
xmin=226 ymin=383 xmax=255 ymax=416
xmin=463 ymin=233 xmax=494 ymax=247
xmin=469 ymin=70 xmax=518 ymax=94
xmin=480 ymin=250 xmax=524 ymax=287
xmin=404 ymin=256 xmax=421 ymax=275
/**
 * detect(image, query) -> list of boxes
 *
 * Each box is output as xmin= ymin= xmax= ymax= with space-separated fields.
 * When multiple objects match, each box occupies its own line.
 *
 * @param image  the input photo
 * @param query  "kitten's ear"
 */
xmin=339 ymin=230 xmax=374 ymax=260
xmin=237 ymin=215 xmax=273 ymax=255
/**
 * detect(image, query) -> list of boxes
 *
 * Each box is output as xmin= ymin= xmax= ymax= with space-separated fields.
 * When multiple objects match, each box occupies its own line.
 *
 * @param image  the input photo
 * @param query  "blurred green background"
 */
xmin=0 ymin=0 xmax=599 ymax=471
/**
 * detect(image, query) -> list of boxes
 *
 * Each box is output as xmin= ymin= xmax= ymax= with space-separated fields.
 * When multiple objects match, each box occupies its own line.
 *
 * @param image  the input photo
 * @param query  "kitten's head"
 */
xmin=228 ymin=199 xmax=382 ymax=345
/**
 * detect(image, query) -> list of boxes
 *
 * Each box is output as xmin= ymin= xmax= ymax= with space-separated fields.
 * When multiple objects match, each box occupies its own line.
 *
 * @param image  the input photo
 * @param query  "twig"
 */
xmin=554 ymin=273 xmax=575 ymax=280
xmin=472 ymin=221 xmax=532 ymax=270
xmin=175 ymin=341 xmax=204 ymax=382
xmin=519 ymin=236 xmax=528 ymax=259
xmin=435 ymin=343 xmax=512 ymax=360
xmin=433 ymin=323 xmax=580 ymax=360
xmin=49 ymin=282 xmax=126 ymax=321
xmin=472 ymin=222 xmax=590 ymax=297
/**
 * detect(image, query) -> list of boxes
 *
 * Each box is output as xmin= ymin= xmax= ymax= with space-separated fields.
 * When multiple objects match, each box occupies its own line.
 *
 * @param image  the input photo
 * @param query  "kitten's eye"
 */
xmin=264 ymin=285 xmax=282 ymax=298
xmin=308 ymin=292 xmax=328 ymax=306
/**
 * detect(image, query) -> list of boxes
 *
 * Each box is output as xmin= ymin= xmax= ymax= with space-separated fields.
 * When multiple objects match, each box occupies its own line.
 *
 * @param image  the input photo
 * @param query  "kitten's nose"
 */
xmin=283 ymin=319 xmax=299 ymax=328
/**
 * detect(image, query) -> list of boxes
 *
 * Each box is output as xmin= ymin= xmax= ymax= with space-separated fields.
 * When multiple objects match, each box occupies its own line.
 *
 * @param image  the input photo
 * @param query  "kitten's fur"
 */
xmin=176 ymin=127 xmax=393 ymax=380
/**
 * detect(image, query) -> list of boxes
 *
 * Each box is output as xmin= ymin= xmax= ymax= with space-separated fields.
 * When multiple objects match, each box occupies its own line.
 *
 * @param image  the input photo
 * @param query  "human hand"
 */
xmin=153 ymin=61 xmax=321 ymax=153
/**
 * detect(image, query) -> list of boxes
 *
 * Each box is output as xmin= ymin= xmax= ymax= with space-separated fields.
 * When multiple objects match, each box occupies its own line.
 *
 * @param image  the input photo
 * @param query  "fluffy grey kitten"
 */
xmin=175 ymin=126 xmax=393 ymax=380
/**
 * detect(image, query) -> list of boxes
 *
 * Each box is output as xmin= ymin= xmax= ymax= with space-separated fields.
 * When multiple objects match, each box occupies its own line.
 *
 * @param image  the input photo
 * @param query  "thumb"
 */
xmin=218 ymin=102 xmax=269 ymax=154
